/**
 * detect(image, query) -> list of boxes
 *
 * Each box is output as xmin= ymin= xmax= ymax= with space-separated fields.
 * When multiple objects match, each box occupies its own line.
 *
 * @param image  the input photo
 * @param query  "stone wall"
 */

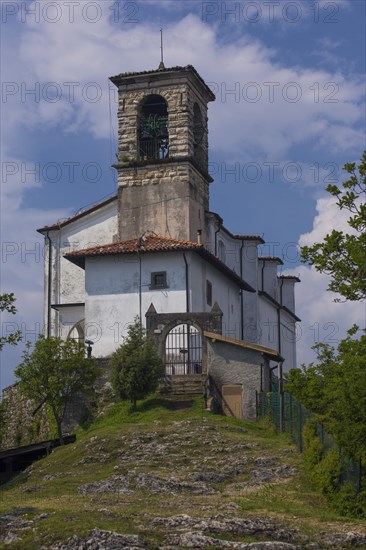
xmin=114 ymin=69 xmax=212 ymax=170
xmin=0 ymin=383 xmax=51 ymax=450
xmin=117 ymin=160 xmax=210 ymax=242
xmin=207 ymin=339 xmax=271 ymax=420
xmin=0 ymin=358 xmax=112 ymax=451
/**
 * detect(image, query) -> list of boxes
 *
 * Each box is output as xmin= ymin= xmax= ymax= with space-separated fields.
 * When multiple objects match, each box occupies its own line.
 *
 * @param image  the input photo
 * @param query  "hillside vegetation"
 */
xmin=1 ymin=397 xmax=366 ymax=549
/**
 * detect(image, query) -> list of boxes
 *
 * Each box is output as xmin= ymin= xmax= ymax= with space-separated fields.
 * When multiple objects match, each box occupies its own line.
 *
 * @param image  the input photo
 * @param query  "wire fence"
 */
xmin=257 ymin=390 xmax=364 ymax=494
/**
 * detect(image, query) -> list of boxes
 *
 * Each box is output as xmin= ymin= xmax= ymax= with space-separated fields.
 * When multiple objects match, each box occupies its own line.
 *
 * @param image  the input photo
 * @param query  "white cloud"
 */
xmin=3 ymin=11 xmax=364 ymax=161
xmin=285 ymin=197 xmax=366 ymax=368
xmin=1 ymin=5 xmax=364 ymax=389
xmin=0 ymin=152 xmax=72 ymax=390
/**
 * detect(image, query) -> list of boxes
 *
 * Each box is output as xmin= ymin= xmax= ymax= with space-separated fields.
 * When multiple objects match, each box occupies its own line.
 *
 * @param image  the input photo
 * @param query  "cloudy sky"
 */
xmin=1 ymin=0 xmax=365 ymax=390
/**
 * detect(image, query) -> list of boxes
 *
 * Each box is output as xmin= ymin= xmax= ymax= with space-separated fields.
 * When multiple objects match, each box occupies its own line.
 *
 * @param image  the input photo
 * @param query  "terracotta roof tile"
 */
xmin=278 ymin=275 xmax=301 ymax=282
xmin=65 ymin=234 xmax=255 ymax=293
xmin=258 ymin=256 xmax=284 ymax=265
xmin=66 ymin=235 xmax=202 ymax=258
xmin=234 ymin=234 xmax=265 ymax=243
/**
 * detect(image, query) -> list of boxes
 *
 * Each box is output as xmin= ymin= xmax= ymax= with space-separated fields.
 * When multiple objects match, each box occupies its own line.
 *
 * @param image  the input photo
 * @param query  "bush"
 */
xmin=110 ymin=319 xmax=165 ymax=408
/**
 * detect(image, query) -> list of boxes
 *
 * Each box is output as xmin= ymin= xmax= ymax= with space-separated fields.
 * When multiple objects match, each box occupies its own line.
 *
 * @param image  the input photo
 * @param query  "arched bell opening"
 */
xmin=138 ymin=94 xmax=169 ymax=161
xmin=165 ymin=323 xmax=202 ymax=375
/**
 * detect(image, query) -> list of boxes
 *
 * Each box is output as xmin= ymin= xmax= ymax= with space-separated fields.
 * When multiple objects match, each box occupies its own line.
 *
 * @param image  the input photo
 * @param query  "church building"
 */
xmin=37 ymin=64 xmax=300 ymax=419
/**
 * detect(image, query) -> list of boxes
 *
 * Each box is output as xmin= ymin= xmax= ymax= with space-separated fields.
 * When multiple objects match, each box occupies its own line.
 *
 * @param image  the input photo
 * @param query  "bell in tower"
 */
xmin=139 ymin=95 xmax=169 ymax=161
xmin=109 ymin=65 xmax=215 ymax=242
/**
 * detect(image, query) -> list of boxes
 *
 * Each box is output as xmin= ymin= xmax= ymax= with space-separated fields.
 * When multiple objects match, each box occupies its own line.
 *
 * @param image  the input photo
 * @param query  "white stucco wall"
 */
xmin=43 ymin=199 xmax=118 ymax=337
xmin=84 ymin=252 xmax=187 ymax=357
xmin=55 ymin=305 xmax=85 ymax=340
xmin=189 ymin=254 xmax=242 ymax=339
xmin=258 ymin=295 xmax=279 ymax=352
xmin=279 ymin=310 xmax=297 ymax=371
xmin=258 ymin=260 xmax=279 ymax=300
xmin=258 ymin=295 xmax=298 ymax=371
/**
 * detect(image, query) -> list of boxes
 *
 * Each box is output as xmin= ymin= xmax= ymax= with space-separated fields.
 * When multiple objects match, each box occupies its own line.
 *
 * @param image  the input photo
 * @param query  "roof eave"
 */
xmin=36 ymin=195 xmax=117 ymax=234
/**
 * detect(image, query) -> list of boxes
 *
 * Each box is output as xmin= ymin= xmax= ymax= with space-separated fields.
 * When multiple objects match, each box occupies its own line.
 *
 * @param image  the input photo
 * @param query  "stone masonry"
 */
xmin=109 ymin=66 xmax=215 ymax=242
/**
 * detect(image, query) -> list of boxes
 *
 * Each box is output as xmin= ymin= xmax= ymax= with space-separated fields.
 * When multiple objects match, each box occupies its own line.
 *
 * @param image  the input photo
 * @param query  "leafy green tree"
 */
xmin=0 ymin=293 xmax=21 ymax=350
xmin=286 ymin=326 xmax=366 ymax=464
xmin=15 ymin=336 xmax=100 ymax=442
xmin=110 ymin=319 xmax=164 ymax=408
xmin=301 ymin=151 xmax=366 ymax=302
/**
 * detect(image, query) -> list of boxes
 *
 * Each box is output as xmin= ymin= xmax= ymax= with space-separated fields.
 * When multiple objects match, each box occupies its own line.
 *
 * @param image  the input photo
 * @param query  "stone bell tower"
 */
xmin=109 ymin=65 xmax=215 ymax=242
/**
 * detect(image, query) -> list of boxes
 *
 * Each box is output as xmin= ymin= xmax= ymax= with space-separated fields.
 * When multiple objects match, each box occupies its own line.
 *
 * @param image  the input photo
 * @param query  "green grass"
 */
xmin=1 ymin=395 xmax=365 ymax=549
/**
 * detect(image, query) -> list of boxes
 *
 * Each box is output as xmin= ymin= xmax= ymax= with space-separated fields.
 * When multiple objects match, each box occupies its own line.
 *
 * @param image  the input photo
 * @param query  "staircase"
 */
xmin=159 ymin=375 xmax=205 ymax=397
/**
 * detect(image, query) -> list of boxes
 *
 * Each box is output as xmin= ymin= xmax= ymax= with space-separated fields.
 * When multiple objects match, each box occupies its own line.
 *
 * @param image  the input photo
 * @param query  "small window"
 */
xmin=151 ymin=271 xmax=168 ymax=289
xmin=206 ymin=280 xmax=212 ymax=306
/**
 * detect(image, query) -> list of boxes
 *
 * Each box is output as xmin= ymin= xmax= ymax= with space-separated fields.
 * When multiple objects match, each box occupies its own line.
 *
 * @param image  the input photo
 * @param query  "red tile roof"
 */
xmin=258 ymin=256 xmax=284 ymax=265
xmin=65 ymin=234 xmax=255 ymax=293
xmin=67 ymin=235 xmax=202 ymax=259
xmin=278 ymin=275 xmax=301 ymax=282
xmin=37 ymin=195 xmax=117 ymax=233
xmin=233 ymin=234 xmax=265 ymax=243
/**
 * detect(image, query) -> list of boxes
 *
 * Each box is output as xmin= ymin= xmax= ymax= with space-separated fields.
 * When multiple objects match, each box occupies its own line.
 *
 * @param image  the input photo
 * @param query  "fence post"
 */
xmin=289 ymin=393 xmax=293 ymax=435
xmin=279 ymin=362 xmax=284 ymax=433
xmin=357 ymin=457 xmax=362 ymax=494
xmin=298 ymin=403 xmax=303 ymax=452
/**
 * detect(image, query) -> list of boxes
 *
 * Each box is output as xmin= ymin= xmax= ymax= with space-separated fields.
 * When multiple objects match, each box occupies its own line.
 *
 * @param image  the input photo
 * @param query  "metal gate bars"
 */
xmin=165 ymin=324 xmax=202 ymax=375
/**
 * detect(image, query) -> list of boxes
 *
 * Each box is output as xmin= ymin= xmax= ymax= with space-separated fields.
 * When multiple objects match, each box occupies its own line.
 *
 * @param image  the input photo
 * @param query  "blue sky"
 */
xmin=1 ymin=0 xmax=365 ymax=390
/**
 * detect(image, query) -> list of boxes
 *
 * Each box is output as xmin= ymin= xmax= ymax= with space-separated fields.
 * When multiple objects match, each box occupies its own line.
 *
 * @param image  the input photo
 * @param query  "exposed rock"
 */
xmin=43 ymin=472 xmax=78 ymax=481
xmin=192 ymin=461 xmax=248 ymax=484
xmin=3 ymin=532 xmax=22 ymax=545
xmin=252 ymin=457 xmax=276 ymax=467
xmin=51 ymin=529 xmax=147 ymax=549
xmin=248 ymin=465 xmax=298 ymax=484
xmin=78 ymin=454 xmax=110 ymax=465
xmin=78 ymin=475 xmax=132 ymax=495
xmin=318 ymin=531 xmax=366 ymax=547
xmin=134 ymin=472 xmax=215 ymax=495
xmin=151 ymin=514 xmax=297 ymax=542
xmin=166 ymin=531 xmax=300 ymax=549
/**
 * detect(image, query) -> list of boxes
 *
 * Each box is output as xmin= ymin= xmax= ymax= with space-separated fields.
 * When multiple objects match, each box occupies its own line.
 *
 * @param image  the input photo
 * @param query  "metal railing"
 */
xmin=258 ymin=391 xmax=364 ymax=494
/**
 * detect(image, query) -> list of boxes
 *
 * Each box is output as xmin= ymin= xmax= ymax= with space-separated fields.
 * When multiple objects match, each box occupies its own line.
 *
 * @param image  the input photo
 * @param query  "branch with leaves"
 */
xmin=0 ymin=293 xmax=22 ymax=351
xmin=301 ymin=151 xmax=366 ymax=302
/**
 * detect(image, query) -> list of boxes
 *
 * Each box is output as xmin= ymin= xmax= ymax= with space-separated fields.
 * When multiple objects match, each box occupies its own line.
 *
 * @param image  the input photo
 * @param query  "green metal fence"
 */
xmin=258 ymin=391 xmax=363 ymax=493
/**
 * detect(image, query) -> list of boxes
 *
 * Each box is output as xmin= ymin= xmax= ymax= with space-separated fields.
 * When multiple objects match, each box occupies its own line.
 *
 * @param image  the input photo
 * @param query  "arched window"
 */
xmin=139 ymin=94 xmax=169 ymax=160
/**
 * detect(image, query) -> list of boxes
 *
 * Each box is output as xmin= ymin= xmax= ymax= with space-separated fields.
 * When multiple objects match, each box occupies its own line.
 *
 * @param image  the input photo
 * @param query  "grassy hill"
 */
xmin=1 ymin=396 xmax=365 ymax=549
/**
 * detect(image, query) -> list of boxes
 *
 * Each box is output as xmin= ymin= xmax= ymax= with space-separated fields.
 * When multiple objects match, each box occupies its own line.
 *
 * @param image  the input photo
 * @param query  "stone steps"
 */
xmin=159 ymin=375 xmax=205 ymax=396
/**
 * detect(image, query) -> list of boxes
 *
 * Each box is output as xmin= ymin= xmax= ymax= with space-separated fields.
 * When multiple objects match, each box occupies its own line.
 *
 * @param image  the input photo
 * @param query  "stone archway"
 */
xmin=67 ymin=319 xmax=85 ymax=342
xmin=145 ymin=303 xmax=223 ymax=376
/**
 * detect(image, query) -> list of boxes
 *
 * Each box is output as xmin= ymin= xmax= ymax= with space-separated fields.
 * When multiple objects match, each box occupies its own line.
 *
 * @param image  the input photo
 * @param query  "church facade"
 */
xmin=37 ymin=64 xmax=300 ymax=417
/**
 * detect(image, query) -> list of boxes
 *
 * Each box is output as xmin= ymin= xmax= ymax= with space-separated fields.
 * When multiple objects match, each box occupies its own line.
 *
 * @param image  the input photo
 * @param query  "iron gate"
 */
xmin=165 ymin=324 xmax=202 ymax=375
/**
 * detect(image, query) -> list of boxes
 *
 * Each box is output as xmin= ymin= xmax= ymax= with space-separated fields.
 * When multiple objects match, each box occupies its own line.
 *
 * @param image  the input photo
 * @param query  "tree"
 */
xmin=301 ymin=151 xmax=366 ymax=302
xmin=286 ymin=326 xmax=366 ymax=464
xmin=15 ymin=336 xmax=100 ymax=442
xmin=0 ymin=293 xmax=21 ymax=350
xmin=287 ymin=151 xmax=366 ymax=470
xmin=110 ymin=319 xmax=164 ymax=408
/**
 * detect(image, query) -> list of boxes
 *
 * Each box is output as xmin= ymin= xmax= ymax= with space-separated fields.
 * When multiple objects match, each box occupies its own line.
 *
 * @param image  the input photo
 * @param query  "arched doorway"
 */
xmin=165 ymin=323 xmax=202 ymax=375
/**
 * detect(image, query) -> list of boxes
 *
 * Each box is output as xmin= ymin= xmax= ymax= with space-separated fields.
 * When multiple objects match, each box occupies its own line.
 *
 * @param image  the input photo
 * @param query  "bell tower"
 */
xmin=109 ymin=65 xmax=215 ymax=242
